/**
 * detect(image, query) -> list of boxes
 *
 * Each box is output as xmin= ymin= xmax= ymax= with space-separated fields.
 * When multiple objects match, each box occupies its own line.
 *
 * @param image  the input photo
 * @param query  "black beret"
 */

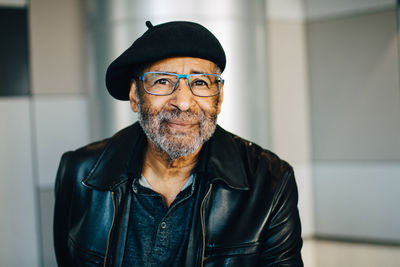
xmin=105 ymin=21 xmax=226 ymax=100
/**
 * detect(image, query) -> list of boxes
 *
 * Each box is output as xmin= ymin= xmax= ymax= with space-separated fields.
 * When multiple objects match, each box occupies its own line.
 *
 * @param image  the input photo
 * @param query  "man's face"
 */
xmin=129 ymin=57 xmax=224 ymax=159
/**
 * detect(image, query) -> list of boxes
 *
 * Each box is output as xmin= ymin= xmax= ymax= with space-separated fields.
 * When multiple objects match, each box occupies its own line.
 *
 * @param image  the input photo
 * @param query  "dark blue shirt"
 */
xmin=122 ymin=174 xmax=197 ymax=267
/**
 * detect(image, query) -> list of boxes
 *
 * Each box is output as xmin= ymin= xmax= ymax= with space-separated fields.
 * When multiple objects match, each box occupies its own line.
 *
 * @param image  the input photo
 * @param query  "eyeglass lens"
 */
xmin=143 ymin=72 xmax=221 ymax=96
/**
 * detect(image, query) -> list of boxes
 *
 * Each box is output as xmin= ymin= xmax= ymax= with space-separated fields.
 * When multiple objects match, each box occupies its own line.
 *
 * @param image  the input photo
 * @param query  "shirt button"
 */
xmin=160 ymin=221 xmax=167 ymax=229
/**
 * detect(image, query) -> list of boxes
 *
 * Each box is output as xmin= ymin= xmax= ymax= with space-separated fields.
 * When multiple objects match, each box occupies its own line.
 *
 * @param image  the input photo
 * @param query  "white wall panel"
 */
xmin=305 ymin=0 xmax=395 ymax=20
xmin=0 ymin=0 xmax=26 ymax=7
xmin=267 ymin=17 xmax=314 ymax=237
xmin=266 ymin=0 xmax=306 ymax=21
xmin=302 ymin=239 xmax=400 ymax=267
xmin=267 ymin=21 xmax=311 ymax=163
xmin=0 ymin=97 xmax=40 ymax=267
xmin=307 ymin=9 xmax=400 ymax=243
xmin=314 ymin=161 xmax=400 ymax=242
xmin=33 ymin=95 xmax=90 ymax=187
xmin=308 ymin=10 xmax=400 ymax=161
xmin=29 ymin=0 xmax=84 ymax=95
xmin=39 ymin=189 xmax=57 ymax=267
xmin=293 ymin=163 xmax=314 ymax=237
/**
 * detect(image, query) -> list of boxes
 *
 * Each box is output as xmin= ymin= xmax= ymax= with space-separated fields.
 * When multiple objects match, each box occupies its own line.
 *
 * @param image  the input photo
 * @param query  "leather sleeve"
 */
xmin=53 ymin=152 xmax=74 ymax=267
xmin=260 ymin=169 xmax=304 ymax=267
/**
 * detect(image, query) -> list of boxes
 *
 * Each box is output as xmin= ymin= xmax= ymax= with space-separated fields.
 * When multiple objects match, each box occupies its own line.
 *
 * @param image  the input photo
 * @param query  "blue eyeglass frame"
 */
xmin=137 ymin=71 xmax=224 ymax=97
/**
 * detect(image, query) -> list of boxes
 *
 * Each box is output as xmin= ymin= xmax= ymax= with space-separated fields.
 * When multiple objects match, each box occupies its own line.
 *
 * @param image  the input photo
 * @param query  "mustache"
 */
xmin=156 ymin=108 xmax=207 ymax=123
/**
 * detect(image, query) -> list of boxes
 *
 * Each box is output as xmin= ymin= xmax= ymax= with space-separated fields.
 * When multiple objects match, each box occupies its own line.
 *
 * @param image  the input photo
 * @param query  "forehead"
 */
xmin=145 ymin=57 xmax=216 ymax=74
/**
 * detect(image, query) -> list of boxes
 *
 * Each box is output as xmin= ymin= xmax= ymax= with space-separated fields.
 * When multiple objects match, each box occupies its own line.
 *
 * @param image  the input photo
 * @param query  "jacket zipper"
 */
xmin=103 ymin=191 xmax=116 ymax=267
xmin=200 ymin=183 xmax=213 ymax=267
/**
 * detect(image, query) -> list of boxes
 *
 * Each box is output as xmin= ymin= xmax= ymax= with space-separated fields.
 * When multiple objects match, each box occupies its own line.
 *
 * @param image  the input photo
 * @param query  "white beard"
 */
xmin=138 ymin=105 xmax=217 ymax=160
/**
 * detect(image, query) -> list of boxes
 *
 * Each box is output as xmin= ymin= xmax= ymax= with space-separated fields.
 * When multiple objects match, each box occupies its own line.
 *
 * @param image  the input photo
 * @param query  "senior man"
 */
xmin=54 ymin=21 xmax=303 ymax=267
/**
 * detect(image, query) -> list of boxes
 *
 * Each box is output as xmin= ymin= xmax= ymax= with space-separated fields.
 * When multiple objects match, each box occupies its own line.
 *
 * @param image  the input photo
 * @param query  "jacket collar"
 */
xmin=82 ymin=123 xmax=145 ymax=191
xmin=203 ymin=125 xmax=249 ymax=190
xmin=83 ymin=122 xmax=249 ymax=191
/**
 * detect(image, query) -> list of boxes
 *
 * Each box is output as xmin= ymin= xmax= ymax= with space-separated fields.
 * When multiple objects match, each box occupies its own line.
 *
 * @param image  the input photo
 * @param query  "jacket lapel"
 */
xmin=82 ymin=123 xmax=145 ymax=191
xmin=206 ymin=125 xmax=250 ymax=191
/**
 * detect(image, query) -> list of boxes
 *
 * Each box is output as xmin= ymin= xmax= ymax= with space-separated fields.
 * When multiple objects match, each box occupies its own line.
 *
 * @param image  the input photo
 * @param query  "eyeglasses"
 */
xmin=137 ymin=72 xmax=224 ymax=97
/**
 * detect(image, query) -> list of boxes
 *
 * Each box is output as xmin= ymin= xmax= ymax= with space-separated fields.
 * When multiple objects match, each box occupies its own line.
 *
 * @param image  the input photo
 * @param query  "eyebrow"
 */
xmin=191 ymin=71 xmax=206 ymax=74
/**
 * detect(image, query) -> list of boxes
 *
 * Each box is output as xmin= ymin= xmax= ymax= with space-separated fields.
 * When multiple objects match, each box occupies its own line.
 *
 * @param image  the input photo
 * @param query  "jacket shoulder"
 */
xmin=211 ymin=126 xmax=294 ymax=194
xmin=58 ymin=122 xmax=142 ymax=185
xmin=71 ymin=138 xmax=109 ymax=163
xmin=217 ymin=126 xmax=292 ymax=175
xmin=71 ymin=122 xmax=142 ymax=160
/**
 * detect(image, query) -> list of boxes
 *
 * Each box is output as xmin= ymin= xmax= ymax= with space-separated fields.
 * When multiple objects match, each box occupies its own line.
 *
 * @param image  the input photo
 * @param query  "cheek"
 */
xmin=139 ymin=94 xmax=169 ymax=111
xmin=198 ymin=97 xmax=220 ymax=114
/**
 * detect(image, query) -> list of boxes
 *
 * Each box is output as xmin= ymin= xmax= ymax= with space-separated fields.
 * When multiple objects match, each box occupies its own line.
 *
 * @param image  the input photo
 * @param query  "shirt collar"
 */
xmin=137 ymin=173 xmax=194 ymax=192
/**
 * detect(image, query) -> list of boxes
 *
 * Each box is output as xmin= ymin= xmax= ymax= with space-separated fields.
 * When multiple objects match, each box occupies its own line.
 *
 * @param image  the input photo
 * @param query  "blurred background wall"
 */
xmin=0 ymin=0 xmax=399 ymax=266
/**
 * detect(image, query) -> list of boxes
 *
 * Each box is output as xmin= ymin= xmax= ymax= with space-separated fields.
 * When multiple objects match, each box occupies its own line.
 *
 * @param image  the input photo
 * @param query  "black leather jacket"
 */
xmin=54 ymin=123 xmax=303 ymax=266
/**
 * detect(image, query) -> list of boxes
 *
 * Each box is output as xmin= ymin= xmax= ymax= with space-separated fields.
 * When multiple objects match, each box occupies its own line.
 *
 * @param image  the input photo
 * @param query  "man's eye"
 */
xmin=193 ymin=80 xmax=208 ymax=87
xmin=154 ymin=78 xmax=169 ymax=85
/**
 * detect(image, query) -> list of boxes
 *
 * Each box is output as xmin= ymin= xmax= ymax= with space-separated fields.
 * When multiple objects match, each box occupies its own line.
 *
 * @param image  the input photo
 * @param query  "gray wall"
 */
xmin=308 ymin=10 xmax=400 ymax=161
xmin=0 ymin=98 xmax=40 ymax=266
xmin=0 ymin=0 xmax=89 ymax=266
xmin=266 ymin=17 xmax=314 ymax=236
xmin=307 ymin=9 xmax=400 ymax=242
xmin=29 ymin=1 xmax=90 ymax=266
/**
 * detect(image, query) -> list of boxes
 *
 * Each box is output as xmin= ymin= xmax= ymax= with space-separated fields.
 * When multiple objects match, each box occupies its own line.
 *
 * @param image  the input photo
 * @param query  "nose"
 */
xmin=170 ymin=78 xmax=194 ymax=111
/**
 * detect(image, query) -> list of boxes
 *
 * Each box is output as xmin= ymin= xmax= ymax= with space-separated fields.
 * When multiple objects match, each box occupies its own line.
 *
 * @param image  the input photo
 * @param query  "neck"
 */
xmin=141 ymin=138 xmax=202 ymax=207
xmin=142 ymin=138 xmax=201 ymax=182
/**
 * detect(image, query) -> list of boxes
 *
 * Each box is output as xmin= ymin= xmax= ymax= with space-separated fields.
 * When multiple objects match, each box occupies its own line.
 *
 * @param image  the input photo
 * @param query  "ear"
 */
xmin=217 ymin=82 xmax=224 ymax=115
xmin=129 ymin=80 xmax=139 ymax=112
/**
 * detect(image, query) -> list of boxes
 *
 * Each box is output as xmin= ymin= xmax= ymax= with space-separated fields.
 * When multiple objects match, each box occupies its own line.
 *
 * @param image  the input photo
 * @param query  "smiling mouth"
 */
xmin=165 ymin=120 xmax=198 ymax=130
